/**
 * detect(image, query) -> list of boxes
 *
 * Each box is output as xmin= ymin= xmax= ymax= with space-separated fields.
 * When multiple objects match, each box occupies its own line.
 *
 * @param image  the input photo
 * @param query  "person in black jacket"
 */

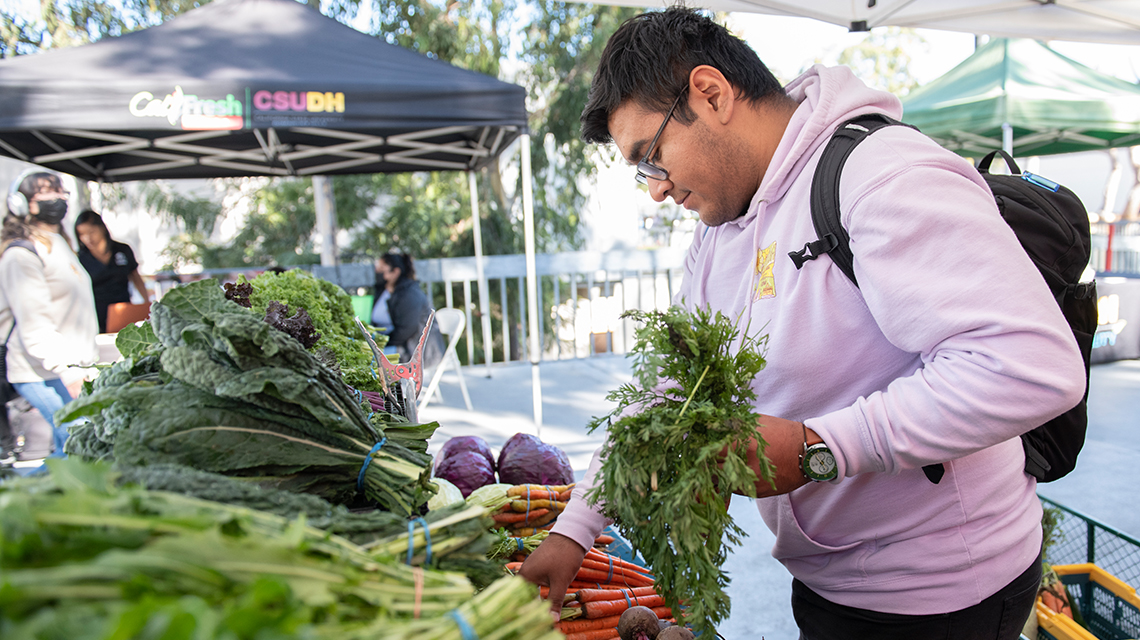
xmin=374 ymin=252 xmax=444 ymax=369
xmin=74 ymin=210 xmax=149 ymax=333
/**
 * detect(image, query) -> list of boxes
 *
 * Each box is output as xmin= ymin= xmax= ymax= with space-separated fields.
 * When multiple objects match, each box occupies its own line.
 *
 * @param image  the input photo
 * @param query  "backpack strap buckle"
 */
xmin=788 ymin=234 xmax=840 ymax=270
xmin=1070 ymin=281 xmax=1096 ymax=301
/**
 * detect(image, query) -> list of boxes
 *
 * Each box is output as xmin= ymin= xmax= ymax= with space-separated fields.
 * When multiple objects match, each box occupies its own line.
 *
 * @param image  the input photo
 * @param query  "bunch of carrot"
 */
xmin=507 ymin=547 xmax=671 ymax=640
xmin=553 ymin=586 xmax=674 ymax=640
xmin=491 ymin=483 xmax=574 ymax=537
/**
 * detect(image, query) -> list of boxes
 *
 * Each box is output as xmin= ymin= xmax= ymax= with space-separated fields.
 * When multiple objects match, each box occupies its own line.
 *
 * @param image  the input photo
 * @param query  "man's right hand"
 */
xmin=518 ymin=532 xmax=588 ymax=622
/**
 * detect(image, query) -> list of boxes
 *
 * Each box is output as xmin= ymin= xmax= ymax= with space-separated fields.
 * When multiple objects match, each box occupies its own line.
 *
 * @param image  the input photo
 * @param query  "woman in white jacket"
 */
xmin=1 ymin=170 xmax=98 ymax=459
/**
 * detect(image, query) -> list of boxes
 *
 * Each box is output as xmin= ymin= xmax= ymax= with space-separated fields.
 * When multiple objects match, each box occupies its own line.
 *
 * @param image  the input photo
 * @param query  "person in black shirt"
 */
xmin=74 ymin=210 xmax=150 ymax=333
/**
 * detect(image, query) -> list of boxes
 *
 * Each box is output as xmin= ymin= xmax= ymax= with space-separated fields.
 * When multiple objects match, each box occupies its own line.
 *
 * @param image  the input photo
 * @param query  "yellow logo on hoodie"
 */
xmin=753 ymin=241 xmax=777 ymax=300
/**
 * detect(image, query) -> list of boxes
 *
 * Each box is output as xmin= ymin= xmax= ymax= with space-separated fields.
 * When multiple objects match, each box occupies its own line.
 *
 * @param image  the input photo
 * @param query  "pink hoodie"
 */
xmin=552 ymin=65 xmax=1086 ymax=614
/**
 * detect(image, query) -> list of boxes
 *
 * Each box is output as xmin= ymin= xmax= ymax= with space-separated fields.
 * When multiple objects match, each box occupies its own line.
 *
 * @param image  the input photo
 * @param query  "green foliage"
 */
xmin=586 ymin=305 xmax=774 ymax=637
xmin=830 ymin=27 xmax=927 ymax=97
xmin=518 ymin=3 xmax=642 ymax=253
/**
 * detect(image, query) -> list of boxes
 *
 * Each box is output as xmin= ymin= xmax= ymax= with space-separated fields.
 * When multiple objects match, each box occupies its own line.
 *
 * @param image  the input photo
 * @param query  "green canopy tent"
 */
xmin=900 ymin=38 xmax=1140 ymax=158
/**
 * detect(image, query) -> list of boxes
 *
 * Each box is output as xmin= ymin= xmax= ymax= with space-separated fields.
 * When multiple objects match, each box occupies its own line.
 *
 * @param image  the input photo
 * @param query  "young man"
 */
xmin=519 ymin=8 xmax=1086 ymax=639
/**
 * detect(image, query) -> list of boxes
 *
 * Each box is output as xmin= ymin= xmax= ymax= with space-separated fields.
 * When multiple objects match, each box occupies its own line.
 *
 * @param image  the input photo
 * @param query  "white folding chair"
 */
xmin=418 ymin=307 xmax=473 ymax=413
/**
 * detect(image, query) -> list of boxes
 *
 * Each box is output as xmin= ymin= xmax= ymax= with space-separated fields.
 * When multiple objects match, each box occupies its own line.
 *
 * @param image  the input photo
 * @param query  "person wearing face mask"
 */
xmin=373 ymin=251 xmax=445 ymax=368
xmin=74 ymin=209 xmax=151 ymax=333
xmin=0 ymin=170 xmax=98 ymax=461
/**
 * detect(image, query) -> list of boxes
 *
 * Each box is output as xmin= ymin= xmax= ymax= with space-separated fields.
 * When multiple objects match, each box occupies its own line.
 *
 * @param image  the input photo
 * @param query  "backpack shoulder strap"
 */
xmin=788 ymin=114 xmax=947 ymax=484
xmin=3 ymin=239 xmax=41 ymax=263
xmin=788 ymin=113 xmax=910 ymax=286
xmin=2 ymin=238 xmax=42 ymax=341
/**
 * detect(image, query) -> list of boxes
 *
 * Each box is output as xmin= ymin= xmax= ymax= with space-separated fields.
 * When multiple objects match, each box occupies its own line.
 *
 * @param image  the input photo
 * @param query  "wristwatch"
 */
xmin=800 ymin=424 xmax=838 ymax=482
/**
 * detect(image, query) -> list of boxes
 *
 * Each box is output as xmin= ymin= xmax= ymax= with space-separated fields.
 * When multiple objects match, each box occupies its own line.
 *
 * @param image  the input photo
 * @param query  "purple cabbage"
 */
xmin=434 ymin=450 xmax=496 ymax=498
xmin=439 ymin=435 xmax=496 ymax=471
xmin=497 ymin=432 xmax=574 ymax=486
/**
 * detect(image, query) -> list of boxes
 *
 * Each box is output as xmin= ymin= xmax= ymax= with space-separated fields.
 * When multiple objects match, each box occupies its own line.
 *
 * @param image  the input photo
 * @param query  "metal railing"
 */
xmin=313 ymin=249 xmax=688 ymax=367
xmin=1092 ymin=222 xmax=1140 ymax=275
xmin=1040 ymin=495 xmax=1140 ymax=590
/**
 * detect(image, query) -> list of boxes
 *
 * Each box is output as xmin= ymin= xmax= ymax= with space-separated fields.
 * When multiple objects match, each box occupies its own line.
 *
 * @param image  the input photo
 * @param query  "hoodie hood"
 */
xmin=734 ymin=64 xmax=903 ymax=228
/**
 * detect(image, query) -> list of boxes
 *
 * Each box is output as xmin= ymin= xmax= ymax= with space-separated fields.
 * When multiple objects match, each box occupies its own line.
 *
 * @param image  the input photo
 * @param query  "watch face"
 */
xmin=802 ymin=445 xmax=837 ymax=482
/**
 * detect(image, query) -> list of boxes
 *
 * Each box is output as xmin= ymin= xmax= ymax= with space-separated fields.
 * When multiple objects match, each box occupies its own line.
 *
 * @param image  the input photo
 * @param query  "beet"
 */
xmin=657 ymin=626 xmax=695 ymax=640
xmin=618 ymin=605 xmax=661 ymax=640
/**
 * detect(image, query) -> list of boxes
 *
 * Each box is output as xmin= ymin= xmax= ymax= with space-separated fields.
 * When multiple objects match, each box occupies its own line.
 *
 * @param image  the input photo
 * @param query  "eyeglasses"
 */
xmin=635 ymin=90 xmax=687 ymax=186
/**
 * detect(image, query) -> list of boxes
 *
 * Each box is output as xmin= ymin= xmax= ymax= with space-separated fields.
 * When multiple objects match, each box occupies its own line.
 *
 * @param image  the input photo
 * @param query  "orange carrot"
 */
xmin=585 ymin=549 xmax=654 ymax=577
xmin=569 ymin=582 xmax=627 ymax=590
xmin=582 ymin=595 xmax=665 ymax=618
xmin=492 ymin=508 xmax=549 ymax=525
xmin=579 ymin=558 xmax=655 ymax=584
xmin=505 ymin=562 xmax=523 ymax=573
xmin=594 ymin=535 xmax=615 ymax=546
xmin=563 ymin=630 xmax=620 ymax=640
xmin=510 ymin=509 xmax=558 ymax=529
xmin=555 ymin=614 xmax=622 ymax=633
xmin=573 ymin=567 xmax=653 ymax=587
xmin=558 ymin=489 xmax=573 ymax=502
xmin=574 ymin=586 xmax=659 ymax=603
xmin=650 ymin=606 xmax=674 ymax=619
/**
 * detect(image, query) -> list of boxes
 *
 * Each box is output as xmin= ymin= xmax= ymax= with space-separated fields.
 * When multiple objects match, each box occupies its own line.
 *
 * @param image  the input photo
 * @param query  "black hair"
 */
xmin=74 ymin=209 xmax=112 ymax=254
xmin=381 ymin=251 xmax=416 ymax=282
xmin=580 ymin=6 xmax=786 ymax=144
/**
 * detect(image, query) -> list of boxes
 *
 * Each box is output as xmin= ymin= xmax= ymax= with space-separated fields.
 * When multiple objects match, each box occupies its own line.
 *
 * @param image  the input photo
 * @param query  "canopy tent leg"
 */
xmin=1002 ymin=122 xmax=1014 ymax=156
xmin=521 ymin=133 xmax=542 ymax=433
xmin=469 ymin=171 xmax=494 ymax=378
xmin=313 ymin=175 xmax=338 ymax=267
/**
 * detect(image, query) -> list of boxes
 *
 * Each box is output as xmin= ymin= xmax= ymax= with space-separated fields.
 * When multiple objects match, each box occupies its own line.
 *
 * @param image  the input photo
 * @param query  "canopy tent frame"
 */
xmin=900 ymin=38 xmax=1140 ymax=158
xmin=1 ymin=124 xmax=519 ymax=179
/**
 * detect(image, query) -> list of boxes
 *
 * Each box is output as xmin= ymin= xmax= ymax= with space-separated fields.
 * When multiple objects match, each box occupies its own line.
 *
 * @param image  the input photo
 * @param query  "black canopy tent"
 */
xmin=0 ymin=0 xmax=548 ymax=425
xmin=0 ymin=0 xmax=527 ymax=179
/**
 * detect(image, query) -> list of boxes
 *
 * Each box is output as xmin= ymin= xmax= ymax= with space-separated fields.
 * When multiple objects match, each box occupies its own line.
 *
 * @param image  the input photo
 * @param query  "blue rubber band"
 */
xmin=448 ymin=609 xmax=479 ymax=640
xmin=357 ymin=438 xmax=387 ymax=491
xmin=525 ymin=492 xmax=531 ymax=524
xmin=516 ymin=538 xmax=526 ymax=552
xmin=407 ymin=517 xmax=432 ymax=565
xmin=606 ymin=555 xmax=614 ymax=583
xmin=623 ymin=591 xmax=632 ymax=608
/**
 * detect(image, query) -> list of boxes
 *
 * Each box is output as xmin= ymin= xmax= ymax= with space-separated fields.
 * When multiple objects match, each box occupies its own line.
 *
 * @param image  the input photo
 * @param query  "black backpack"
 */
xmin=788 ymin=114 xmax=1097 ymax=484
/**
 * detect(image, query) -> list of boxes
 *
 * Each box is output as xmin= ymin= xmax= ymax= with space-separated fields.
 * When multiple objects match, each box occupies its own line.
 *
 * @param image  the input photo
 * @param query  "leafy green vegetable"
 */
xmin=240 ymin=270 xmax=385 ymax=391
xmin=61 ymin=280 xmax=434 ymax=515
xmin=0 ymin=459 xmax=556 ymax=640
xmin=111 ymin=462 xmax=503 ymax=586
xmin=586 ymin=305 xmax=775 ymax=637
